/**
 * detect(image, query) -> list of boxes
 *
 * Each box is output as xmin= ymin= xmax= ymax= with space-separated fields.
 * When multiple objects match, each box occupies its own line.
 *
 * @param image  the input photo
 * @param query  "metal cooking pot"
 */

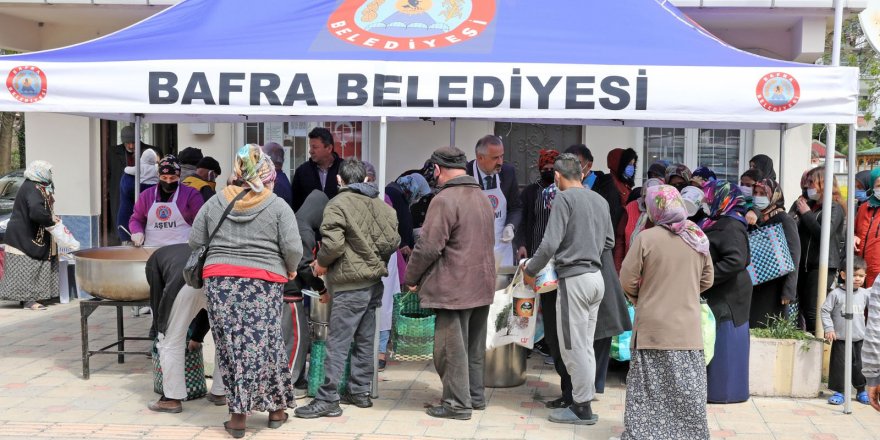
xmin=72 ymin=246 xmax=158 ymax=301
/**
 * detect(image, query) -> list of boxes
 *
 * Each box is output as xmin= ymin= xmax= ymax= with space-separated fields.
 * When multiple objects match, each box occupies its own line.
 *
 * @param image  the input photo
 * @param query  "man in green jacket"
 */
xmin=295 ymin=157 xmax=400 ymax=419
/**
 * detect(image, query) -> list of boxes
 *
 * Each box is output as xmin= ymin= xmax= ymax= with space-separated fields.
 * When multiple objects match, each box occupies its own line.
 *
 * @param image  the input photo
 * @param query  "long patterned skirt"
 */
xmin=622 ymin=349 xmax=709 ymax=440
xmin=0 ymin=252 xmax=58 ymax=303
xmin=206 ymin=276 xmax=295 ymax=414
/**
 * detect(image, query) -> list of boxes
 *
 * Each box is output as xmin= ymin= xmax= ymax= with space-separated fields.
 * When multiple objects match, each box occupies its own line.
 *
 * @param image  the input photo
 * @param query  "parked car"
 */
xmin=0 ymin=169 xmax=25 ymax=243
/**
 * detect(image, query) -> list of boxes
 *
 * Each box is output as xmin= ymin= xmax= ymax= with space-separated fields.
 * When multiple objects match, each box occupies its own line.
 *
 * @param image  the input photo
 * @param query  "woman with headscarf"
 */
xmin=619 ymin=185 xmax=713 ymax=439
xmin=623 ymin=178 xmax=664 ymax=254
xmin=594 ymin=147 xmax=638 ymax=272
xmin=855 ymin=168 xmax=880 ymax=288
xmin=400 ymin=160 xmax=439 ymax=236
xmin=0 ymin=161 xmax=60 ymax=310
xmin=664 ymin=164 xmax=692 ymax=192
xmin=750 ymin=179 xmax=801 ymax=328
xmin=749 ymin=154 xmax=777 ymax=182
xmin=515 ymin=149 xmax=560 ymax=261
xmin=189 ymin=144 xmax=303 ymax=437
xmin=129 ymin=155 xmax=204 ymax=247
xmin=856 ymin=170 xmax=873 ymax=207
xmin=691 ymin=166 xmax=717 ymax=188
xmin=791 ymin=166 xmax=844 ymax=333
xmin=701 ymin=180 xmax=753 ymax=404
xmin=379 ymin=172 xmax=431 ymax=369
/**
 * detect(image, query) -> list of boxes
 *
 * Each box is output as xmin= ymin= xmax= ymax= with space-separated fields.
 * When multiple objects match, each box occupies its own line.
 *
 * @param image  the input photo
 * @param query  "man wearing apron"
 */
xmin=466 ymin=135 xmax=522 ymax=268
xmin=129 ymin=155 xmax=206 ymax=248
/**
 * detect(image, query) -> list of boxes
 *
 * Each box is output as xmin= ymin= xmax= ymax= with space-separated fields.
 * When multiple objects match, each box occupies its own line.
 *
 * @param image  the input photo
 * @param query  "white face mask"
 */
xmin=753 ymin=196 xmax=771 ymax=210
xmin=740 ymin=186 xmax=753 ymax=198
xmin=807 ymin=188 xmax=820 ymax=201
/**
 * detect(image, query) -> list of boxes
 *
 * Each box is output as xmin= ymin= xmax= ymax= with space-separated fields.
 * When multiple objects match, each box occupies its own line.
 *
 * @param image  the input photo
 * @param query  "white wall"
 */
xmin=24 ymin=113 xmax=99 ymax=216
xmin=583 ymin=126 xmax=640 ymax=174
xmin=366 ymin=119 xmax=494 ymax=185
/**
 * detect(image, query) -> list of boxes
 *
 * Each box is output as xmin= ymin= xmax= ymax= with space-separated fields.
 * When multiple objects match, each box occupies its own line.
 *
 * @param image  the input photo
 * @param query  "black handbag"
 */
xmin=183 ymin=190 xmax=249 ymax=288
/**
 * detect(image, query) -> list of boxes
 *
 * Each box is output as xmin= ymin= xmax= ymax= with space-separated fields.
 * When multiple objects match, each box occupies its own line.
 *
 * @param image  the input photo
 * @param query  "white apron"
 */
xmin=145 ymin=187 xmax=191 ymax=247
xmin=476 ymin=167 xmax=513 ymax=267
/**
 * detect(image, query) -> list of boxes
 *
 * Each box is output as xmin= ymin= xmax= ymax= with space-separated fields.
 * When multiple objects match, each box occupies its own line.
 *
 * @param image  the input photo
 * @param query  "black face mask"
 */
xmin=540 ymin=170 xmax=555 ymax=185
xmin=160 ymin=180 xmax=178 ymax=194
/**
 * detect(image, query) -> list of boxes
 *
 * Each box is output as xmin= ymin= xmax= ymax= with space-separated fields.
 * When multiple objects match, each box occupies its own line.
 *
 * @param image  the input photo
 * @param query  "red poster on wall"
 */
xmin=322 ymin=121 xmax=362 ymax=159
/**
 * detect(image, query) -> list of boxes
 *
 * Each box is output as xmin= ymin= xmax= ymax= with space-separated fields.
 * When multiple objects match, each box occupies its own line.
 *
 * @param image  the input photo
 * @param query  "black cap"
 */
xmin=178 ymin=147 xmax=204 ymax=166
xmin=196 ymin=156 xmax=221 ymax=175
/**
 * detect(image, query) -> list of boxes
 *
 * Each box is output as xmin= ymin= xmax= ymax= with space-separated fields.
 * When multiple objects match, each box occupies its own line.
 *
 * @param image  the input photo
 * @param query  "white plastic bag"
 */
xmin=486 ymin=266 xmax=539 ymax=350
xmin=46 ymin=221 xmax=80 ymax=252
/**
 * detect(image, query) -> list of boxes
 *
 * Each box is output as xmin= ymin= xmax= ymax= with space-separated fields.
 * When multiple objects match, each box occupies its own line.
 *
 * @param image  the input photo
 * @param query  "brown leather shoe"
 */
xmin=206 ymin=393 xmax=227 ymax=406
xmin=148 ymin=398 xmax=182 ymax=413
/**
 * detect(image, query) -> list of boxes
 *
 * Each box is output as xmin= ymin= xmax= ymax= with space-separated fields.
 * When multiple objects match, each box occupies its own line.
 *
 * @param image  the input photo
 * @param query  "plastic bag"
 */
xmin=611 ymin=303 xmax=635 ymax=361
xmin=486 ymin=266 xmax=539 ymax=350
xmin=701 ymin=298 xmax=716 ymax=366
xmin=46 ymin=221 xmax=80 ymax=252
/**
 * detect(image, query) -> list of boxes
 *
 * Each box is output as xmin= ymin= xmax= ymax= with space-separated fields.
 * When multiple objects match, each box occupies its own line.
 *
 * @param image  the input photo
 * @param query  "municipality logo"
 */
xmin=756 ymin=72 xmax=800 ymax=112
xmin=328 ymin=0 xmax=496 ymax=51
xmin=156 ymin=205 xmax=173 ymax=222
xmin=6 ymin=66 xmax=47 ymax=103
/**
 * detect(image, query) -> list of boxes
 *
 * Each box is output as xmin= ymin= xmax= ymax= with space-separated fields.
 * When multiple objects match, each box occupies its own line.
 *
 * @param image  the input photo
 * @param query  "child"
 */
xmin=124 ymin=148 xmax=158 ymax=185
xmin=822 ymin=256 xmax=870 ymax=405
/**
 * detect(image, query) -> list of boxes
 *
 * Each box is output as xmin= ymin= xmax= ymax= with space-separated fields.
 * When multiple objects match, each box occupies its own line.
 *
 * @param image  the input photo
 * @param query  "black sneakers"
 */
xmin=340 ymin=392 xmax=373 ymax=408
xmin=425 ymin=405 xmax=471 ymax=420
xmin=293 ymin=399 xmax=343 ymax=419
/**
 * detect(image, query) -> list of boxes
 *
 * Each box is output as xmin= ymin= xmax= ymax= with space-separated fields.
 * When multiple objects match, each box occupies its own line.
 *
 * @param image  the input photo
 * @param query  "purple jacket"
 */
xmin=129 ymin=185 xmax=204 ymax=235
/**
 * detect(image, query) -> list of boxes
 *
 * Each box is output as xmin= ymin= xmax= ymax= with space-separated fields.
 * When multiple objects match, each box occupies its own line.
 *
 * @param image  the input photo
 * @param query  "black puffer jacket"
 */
xmin=791 ymin=201 xmax=844 ymax=272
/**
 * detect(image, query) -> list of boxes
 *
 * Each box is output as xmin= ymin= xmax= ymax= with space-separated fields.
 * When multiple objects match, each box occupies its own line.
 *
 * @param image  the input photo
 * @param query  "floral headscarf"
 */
xmin=234 ymin=144 xmax=276 ymax=193
xmin=24 ymin=160 xmax=54 ymax=194
xmin=157 ymin=155 xmax=181 ymax=177
xmin=700 ymin=180 xmax=748 ymax=230
xmin=646 ymin=185 xmax=709 ymax=255
xmin=664 ymin=164 xmax=692 ymax=186
xmin=754 ymin=178 xmax=785 ymax=218
xmin=397 ymin=173 xmax=431 ymax=206
xmin=629 ymin=178 xmax=665 ymax=246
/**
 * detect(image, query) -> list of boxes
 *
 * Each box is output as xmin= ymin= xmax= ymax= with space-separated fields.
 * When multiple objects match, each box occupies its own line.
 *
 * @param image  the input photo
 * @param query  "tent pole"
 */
xmin=134 ymin=115 xmax=142 ymax=201
xmin=778 ymin=124 xmax=786 ymax=184
xmin=372 ymin=116 xmax=387 ymax=400
xmin=450 ymin=117 xmax=457 ymax=146
xmin=844 ymin=124 xmax=856 ymax=414
xmin=817 ymin=0 xmax=845 ymax=339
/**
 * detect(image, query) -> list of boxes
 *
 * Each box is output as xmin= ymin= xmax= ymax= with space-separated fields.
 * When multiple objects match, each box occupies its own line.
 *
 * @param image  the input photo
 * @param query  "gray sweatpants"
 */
xmin=557 ymin=271 xmax=604 ymax=404
xmin=433 ymin=305 xmax=490 ymax=413
xmin=317 ymin=283 xmax=383 ymax=402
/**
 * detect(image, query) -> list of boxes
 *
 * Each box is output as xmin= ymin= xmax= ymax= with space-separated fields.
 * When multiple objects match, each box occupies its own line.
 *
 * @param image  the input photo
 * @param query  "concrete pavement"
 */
xmin=0 ymin=300 xmax=878 ymax=440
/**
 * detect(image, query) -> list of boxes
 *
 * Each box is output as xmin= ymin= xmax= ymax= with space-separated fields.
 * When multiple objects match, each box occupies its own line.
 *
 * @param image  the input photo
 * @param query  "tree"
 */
xmin=0 ymin=49 xmax=21 ymax=173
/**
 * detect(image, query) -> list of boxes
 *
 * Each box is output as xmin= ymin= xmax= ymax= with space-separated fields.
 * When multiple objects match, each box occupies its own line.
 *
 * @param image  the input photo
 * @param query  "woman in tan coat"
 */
xmin=619 ymin=185 xmax=714 ymax=440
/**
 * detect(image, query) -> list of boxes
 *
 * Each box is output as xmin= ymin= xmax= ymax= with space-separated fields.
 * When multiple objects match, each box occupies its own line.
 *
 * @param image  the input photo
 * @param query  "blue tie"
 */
xmin=484 ymin=175 xmax=496 ymax=190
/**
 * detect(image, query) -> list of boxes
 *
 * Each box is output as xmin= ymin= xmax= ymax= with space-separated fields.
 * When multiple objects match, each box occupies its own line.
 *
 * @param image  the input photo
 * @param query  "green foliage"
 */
xmin=822 ymin=17 xmax=880 ymax=119
xmin=750 ymin=314 xmax=821 ymax=342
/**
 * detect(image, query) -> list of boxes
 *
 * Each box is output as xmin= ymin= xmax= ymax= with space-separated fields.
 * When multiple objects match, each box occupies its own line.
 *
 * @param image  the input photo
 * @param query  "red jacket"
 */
xmin=856 ymin=202 xmax=880 ymax=287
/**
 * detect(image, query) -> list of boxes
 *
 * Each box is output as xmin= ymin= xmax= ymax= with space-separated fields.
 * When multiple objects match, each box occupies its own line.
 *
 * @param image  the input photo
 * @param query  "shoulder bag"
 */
xmin=183 ymin=190 xmax=248 ymax=288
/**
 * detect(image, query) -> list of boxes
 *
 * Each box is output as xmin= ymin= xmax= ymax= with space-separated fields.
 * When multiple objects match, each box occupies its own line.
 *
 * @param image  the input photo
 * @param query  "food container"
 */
xmin=72 ymin=246 xmax=158 ymax=301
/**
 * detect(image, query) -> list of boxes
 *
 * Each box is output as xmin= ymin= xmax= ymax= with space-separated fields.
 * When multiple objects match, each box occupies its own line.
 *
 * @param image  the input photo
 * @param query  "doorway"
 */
xmin=494 ymin=122 xmax=583 ymax=187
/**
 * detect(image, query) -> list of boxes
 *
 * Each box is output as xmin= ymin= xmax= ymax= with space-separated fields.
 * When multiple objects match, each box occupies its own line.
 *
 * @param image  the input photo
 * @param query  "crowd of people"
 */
xmin=9 ymin=126 xmax=880 ymax=438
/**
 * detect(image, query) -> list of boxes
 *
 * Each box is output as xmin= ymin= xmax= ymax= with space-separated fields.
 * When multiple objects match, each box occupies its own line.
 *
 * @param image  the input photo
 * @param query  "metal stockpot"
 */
xmin=309 ymin=294 xmax=332 ymax=341
xmin=72 ymin=246 xmax=158 ymax=301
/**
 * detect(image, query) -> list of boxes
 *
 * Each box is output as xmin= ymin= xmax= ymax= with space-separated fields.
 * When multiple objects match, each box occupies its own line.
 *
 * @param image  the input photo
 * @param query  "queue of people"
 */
xmin=13 ymin=129 xmax=880 ymax=439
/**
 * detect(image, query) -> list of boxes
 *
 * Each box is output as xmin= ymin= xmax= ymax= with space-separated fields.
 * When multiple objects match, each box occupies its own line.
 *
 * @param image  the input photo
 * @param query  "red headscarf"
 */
xmin=538 ymin=149 xmax=560 ymax=169
xmin=607 ymin=148 xmax=633 ymax=204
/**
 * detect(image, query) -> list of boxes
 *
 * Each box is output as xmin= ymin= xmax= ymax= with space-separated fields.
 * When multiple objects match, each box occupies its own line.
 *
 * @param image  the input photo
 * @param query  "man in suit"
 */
xmin=290 ymin=127 xmax=344 ymax=212
xmin=466 ymin=135 xmax=522 ymax=267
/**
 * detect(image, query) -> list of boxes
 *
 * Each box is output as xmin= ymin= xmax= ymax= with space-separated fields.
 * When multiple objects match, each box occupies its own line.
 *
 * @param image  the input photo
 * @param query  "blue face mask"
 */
xmin=856 ymin=190 xmax=868 ymax=202
xmin=624 ymin=164 xmax=635 ymax=179
xmin=583 ymin=171 xmax=596 ymax=188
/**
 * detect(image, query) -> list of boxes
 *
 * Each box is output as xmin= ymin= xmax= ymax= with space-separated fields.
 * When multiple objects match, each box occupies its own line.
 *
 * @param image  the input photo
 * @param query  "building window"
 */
xmin=643 ymin=128 xmax=685 ymax=178
xmin=697 ymin=129 xmax=741 ymax=182
xmin=640 ymin=128 xmax=746 ymax=183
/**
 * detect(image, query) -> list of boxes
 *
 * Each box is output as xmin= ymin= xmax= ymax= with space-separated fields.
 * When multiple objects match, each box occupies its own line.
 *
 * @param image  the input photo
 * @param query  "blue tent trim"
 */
xmin=2 ymin=0 xmax=801 ymax=68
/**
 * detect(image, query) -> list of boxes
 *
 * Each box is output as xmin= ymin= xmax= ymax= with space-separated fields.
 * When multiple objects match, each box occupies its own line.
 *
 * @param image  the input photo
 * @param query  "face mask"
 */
xmin=807 ymin=188 xmax=819 ymax=201
xmin=856 ymin=190 xmax=868 ymax=202
xmin=802 ymin=188 xmax=809 ymax=199
xmin=540 ymin=170 xmax=555 ymax=185
xmin=740 ymin=186 xmax=753 ymax=198
xmin=623 ymin=165 xmax=635 ymax=179
xmin=753 ymin=196 xmax=771 ymax=210
xmin=160 ymin=180 xmax=178 ymax=193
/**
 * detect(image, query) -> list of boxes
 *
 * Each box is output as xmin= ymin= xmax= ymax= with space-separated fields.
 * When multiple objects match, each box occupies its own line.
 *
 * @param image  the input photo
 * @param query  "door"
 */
xmin=494 ymin=123 xmax=583 ymax=188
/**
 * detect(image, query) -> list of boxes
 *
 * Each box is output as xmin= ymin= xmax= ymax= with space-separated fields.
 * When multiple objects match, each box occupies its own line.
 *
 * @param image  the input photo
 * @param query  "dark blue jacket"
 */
xmin=274 ymin=170 xmax=294 ymax=209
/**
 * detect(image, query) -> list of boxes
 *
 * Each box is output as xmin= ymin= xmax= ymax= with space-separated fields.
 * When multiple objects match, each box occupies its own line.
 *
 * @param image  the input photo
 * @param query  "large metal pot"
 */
xmin=72 ymin=246 xmax=158 ymax=301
